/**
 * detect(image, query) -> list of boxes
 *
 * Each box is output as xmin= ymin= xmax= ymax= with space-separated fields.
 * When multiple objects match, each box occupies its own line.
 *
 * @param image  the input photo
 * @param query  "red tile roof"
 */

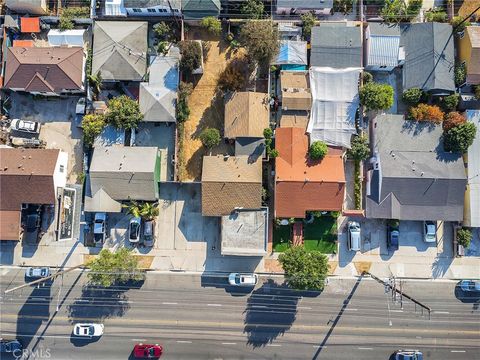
xmin=275 ymin=127 xmax=346 ymax=218
xmin=21 ymin=17 xmax=40 ymax=33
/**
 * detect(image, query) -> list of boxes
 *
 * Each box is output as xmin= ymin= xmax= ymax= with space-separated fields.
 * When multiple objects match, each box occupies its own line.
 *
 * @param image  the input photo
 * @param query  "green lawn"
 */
xmin=273 ymin=225 xmax=290 ymax=252
xmin=303 ymin=216 xmax=337 ymax=254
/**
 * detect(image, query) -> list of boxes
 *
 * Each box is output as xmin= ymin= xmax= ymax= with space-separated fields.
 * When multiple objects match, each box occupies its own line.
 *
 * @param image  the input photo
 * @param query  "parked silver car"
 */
xmin=25 ymin=267 xmax=50 ymax=279
xmin=10 ymin=119 xmax=41 ymax=135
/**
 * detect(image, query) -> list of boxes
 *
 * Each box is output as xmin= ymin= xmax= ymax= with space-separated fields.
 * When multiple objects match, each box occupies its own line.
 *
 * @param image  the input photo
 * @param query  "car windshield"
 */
xmin=130 ymin=223 xmax=139 ymax=238
xmin=88 ymin=326 xmax=94 ymax=335
xmin=148 ymin=348 xmax=155 ymax=356
xmin=19 ymin=120 xmax=34 ymax=130
xmin=235 ymin=275 xmax=241 ymax=284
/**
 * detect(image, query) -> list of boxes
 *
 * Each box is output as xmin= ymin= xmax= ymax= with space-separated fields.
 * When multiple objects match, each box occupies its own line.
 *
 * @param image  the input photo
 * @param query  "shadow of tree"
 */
xmin=243 ymin=279 xmax=320 ymax=348
xmin=431 ymin=256 xmax=453 ymax=278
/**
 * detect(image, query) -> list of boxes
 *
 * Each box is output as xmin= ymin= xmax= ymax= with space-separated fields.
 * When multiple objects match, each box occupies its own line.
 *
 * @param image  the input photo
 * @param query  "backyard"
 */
xmin=273 ymin=216 xmax=338 ymax=254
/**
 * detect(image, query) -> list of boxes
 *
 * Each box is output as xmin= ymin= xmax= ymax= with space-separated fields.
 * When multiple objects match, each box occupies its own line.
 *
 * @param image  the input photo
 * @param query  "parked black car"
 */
xmin=387 ymin=220 xmax=400 ymax=251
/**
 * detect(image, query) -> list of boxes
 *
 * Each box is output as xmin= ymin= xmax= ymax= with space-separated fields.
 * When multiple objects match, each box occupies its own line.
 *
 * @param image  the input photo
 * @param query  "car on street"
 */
xmin=394 ymin=349 xmax=423 ymax=360
xmin=10 ymin=119 xmax=41 ymax=135
xmin=133 ymin=343 xmax=163 ymax=358
xmin=0 ymin=338 xmax=22 ymax=353
xmin=423 ymin=221 xmax=436 ymax=243
xmin=460 ymin=280 xmax=480 ymax=292
xmin=25 ymin=267 xmax=50 ymax=279
xmin=347 ymin=221 xmax=361 ymax=251
xmin=228 ymin=273 xmax=258 ymax=286
xmin=143 ymin=220 xmax=155 ymax=247
xmin=93 ymin=212 xmax=107 ymax=243
xmin=129 ymin=217 xmax=141 ymax=243
xmin=73 ymin=323 xmax=104 ymax=338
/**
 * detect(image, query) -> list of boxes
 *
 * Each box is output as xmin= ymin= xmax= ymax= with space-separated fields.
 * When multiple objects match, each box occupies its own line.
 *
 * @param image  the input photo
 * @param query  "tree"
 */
xmin=409 ymin=103 xmax=444 ymax=123
xmin=153 ymin=21 xmax=171 ymax=40
xmin=402 ymin=88 xmax=423 ymax=106
xmin=59 ymin=16 xmax=74 ymax=31
xmin=454 ymin=63 xmax=466 ymax=87
xmin=240 ymin=21 xmax=279 ymax=67
xmin=200 ymin=16 xmax=221 ymax=35
xmin=380 ymin=0 xmax=407 ymax=23
xmin=425 ymin=9 xmax=447 ymax=22
xmin=82 ymin=114 xmax=105 ymax=146
xmin=333 ymin=0 xmax=354 ymax=15
xmin=441 ymin=94 xmax=459 ymax=112
xmin=443 ymin=112 xmax=466 ymax=131
xmin=199 ymin=128 xmax=221 ymax=149
xmin=301 ymin=12 xmax=316 ymax=40
xmin=362 ymin=71 xmax=373 ymax=84
xmin=177 ymin=82 xmax=193 ymax=123
xmin=218 ymin=63 xmax=245 ymax=92
xmin=241 ymin=0 xmax=264 ymax=19
xmin=88 ymin=71 xmax=102 ymax=100
xmin=444 ymin=122 xmax=477 ymax=153
xmin=106 ymin=95 xmax=143 ymax=130
xmin=474 ymin=85 xmax=480 ymax=100
xmin=359 ymin=82 xmax=394 ymax=111
xmin=457 ymin=228 xmax=472 ymax=248
xmin=451 ymin=16 xmax=470 ymax=33
xmin=263 ymin=127 xmax=273 ymax=139
xmin=347 ymin=135 xmax=370 ymax=161
xmin=278 ymin=246 xmax=329 ymax=291
xmin=179 ymin=41 xmax=202 ymax=73
xmin=309 ymin=141 xmax=328 ymax=161
xmin=87 ymin=248 xmax=144 ymax=287
xmin=406 ymin=0 xmax=422 ymax=19
xmin=123 ymin=201 xmax=159 ymax=220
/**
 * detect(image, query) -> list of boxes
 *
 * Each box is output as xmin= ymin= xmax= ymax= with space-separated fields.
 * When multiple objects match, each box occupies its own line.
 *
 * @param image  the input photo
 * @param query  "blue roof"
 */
xmin=275 ymin=40 xmax=307 ymax=66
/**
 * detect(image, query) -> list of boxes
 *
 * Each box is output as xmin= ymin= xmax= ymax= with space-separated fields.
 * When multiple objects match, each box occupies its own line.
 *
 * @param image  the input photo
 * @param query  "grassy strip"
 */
xmin=354 ymin=160 xmax=362 ymax=210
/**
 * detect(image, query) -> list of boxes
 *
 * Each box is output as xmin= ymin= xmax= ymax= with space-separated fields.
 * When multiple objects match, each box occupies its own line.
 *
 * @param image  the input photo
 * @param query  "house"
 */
xmin=3 ymin=47 xmax=85 ymax=95
xmin=0 ymin=149 xmax=68 ymax=241
xmin=182 ymin=0 xmax=221 ymax=20
xmin=221 ymin=208 xmax=268 ymax=256
xmin=123 ymin=0 xmax=180 ymax=16
xmin=276 ymin=0 xmax=333 ymax=16
xmin=224 ymin=92 xmax=269 ymax=139
xmin=401 ymin=22 xmax=455 ymax=95
xmin=85 ymin=146 xmax=160 ymax=213
xmin=139 ymin=55 xmax=179 ymax=122
xmin=366 ymin=114 xmax=467 ymax=221
xmin=308 ymin=66 xmax=361 ymax=148
xmin=365 ymin=23 xmax=404 ymax=72
xmin=234 ymin=137 xmax=266 ymax=160
xmin=5 ymin=0 xmax=47 ymax=14
xmin=280 ymin=112 xmax=309 ymax=129
xmin=274 ymin=40 xmax=308 ymax=70
xmin=274 ymin=127 xmax=345 ymax=219
xmin=458 ymin=26 xmax=480 ymax=85
xmin=464 ymin=110 xmax=480 ymax=228
xmin=310 ymin=23 xmax=362 ymax=68
xmin=92 ymin=21 xmax=148 ymax=81
xmin=280 ymin=71 xmax=311 ymax=111
xmin=201 ymin=155 xmax=262 ymax=216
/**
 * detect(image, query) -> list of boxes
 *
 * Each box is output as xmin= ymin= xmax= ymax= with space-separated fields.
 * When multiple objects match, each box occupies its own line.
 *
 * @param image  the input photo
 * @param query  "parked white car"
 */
xmin=73 ymin=323 xmax=104 ymax=338
xmin=423 ymin=221 xmax=436 ymax=243
xmin=10 ymin=119 xmax=40 ymax=135
xmin=25 ymin=267 xmax=50 ymax=279
xmin=228 ymin=273 xmax=258 ymax=287
xmin=347 ymin=221 xmax=361 ymax=251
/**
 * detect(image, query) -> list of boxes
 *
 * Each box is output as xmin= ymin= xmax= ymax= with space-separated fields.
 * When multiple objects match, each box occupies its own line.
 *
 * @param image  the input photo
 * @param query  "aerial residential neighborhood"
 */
xmin=0 ymin=0 xmax=479 ymax=359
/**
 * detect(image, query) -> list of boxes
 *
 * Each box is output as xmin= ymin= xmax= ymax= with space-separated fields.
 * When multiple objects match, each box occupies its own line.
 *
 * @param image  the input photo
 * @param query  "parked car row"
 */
xmin=129 ymin=217 xmax=156 ymax=247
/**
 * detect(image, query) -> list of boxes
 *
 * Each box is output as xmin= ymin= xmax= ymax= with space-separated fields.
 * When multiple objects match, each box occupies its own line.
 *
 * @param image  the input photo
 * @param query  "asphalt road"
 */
xmin=0 ymin=267 xmax=479 ymax=360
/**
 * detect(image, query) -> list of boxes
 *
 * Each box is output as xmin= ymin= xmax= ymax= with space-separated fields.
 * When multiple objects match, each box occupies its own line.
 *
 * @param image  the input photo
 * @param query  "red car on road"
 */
xmin=133 ymin=344 xmax=163 ymax=359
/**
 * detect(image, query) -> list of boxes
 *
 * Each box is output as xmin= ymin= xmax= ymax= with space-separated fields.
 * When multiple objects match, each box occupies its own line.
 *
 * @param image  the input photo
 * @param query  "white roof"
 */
xmin=275 ymin=40 xmax=307 ymax=65
xmin=48 ymin=29 xmax=85 ymax=47
xmin=467 ymin=110 xmax=480 ymax=227
xmin=307 ymin=67 xmax=361 ymax=148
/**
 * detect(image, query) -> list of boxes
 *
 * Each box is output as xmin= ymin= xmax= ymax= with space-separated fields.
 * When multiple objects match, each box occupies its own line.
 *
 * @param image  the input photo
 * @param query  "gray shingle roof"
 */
xmin=181 ymin=0 xmax=220 ymax=19
xmin=401 ymin=22 xmax=455 ymax=94
xmin=310 ymin=23 xmax=362 ymax=68
xmin=366 ymin=115 xmax=467 ymax=221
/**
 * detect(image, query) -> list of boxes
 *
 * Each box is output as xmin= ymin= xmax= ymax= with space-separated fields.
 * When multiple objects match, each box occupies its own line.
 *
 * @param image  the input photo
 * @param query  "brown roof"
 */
xmin=466 ymin=27 xmax=480 ymax=84
xmin=201 ymin=155 xmax=262 ymax=216
xmin=224 ymin=92 xmax=269 ymax=138
xmin=4 ymin=47 xmax=84 ymax=93
xmin=280 ymin=112 xmax=309 ymax=129
xmin=275 ymin=127 xmax=345 ymax=218
xmin=0 ymin=211 xmax=22 ymax=241
xmin=280 ymin=71 xmax=311 ymax=111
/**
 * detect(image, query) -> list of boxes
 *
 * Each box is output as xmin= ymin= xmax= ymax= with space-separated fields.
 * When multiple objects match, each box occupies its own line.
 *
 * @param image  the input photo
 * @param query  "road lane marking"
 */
xmin=298 ymin=306 xmax=312 ymax=310
xmin=131 ymin=339 xmax=147 ymax=342
xmin=266 ymin=344 xmax=281 ymax=347
xmin=176 ymin=340 xmax=192 ymax=344
xmin=222 ymin=342 xmax=237 ymax=345
xmin=344 ymin=308 xmax=358 ymax=311
xmin=391 ymin=310 xmax=403 ymax=313
xmin=162 ymin=302 xmax=178 ymax=305
xmin=435 ymin=311 xmax=450 ymax=314
xmin=451 ymin=350 xmax=466 ymax=353
xmin=358 ymin=347 xmax=373 ymax=350
xmin=2 ymin=333 xmax=71 ymax=339
xmin=207 ymin=304 xmax=222 ymax=307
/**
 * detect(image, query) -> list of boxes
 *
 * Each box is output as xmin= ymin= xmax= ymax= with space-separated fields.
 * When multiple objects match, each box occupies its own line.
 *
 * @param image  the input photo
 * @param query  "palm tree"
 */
xmin=123 ymin=200 xmax=141 ymax=218
xmin=139 ymin=202 xmax=159 ymax=221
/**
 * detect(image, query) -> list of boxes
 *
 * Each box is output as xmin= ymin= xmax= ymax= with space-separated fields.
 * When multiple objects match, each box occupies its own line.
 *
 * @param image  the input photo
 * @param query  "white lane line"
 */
xmin=391 ymin=310 xmax=404 ymax=313
xmin=451 ymin=350 xmax=466 ymax=353
xmin=2 ymin=333 xmax=70 ymax=340
xmin=344 ymin=308 xmax=358 ymax=311
xmin=177 ymin=340 xmax=192 ymax=344
xmin=162 ymin=302 xmax=178 ymax=305
xmin=266 ymin=344 xmax=282 ymax=347
xmin=222 ymin=342 xmax=237 ymax=345
xmin=119 ymin=300 xmax=130 ymax=304
xmin=298 ymin=306 xmax=312 ymax=310
xmin=434 ymin=311 xmax=450 ymax=314
xmin=358 ymin=347 xmax=373 ymax=350
xmin=131 ymin=338 xmax=147 ymax=342
xmin=207 ymin=303 xmax=222 ymax=307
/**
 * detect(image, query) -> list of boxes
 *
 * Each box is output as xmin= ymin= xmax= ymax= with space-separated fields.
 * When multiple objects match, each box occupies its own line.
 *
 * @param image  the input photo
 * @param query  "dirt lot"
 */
xmin=178 ymin=29 xmax=245 ymax=181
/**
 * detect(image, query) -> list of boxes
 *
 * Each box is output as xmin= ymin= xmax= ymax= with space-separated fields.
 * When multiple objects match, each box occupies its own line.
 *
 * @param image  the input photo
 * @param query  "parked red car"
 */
xmin=133 ymin=343 xmax=163 ymax=359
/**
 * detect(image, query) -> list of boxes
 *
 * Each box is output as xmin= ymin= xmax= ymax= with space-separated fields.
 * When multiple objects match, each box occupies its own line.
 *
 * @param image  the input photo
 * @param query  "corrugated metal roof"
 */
xmin=368 ymin=34 xmax=400 ymax=68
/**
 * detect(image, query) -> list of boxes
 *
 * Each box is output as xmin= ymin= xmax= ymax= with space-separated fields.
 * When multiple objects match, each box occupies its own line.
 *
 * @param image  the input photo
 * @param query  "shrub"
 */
xmin=106 ymin=95 xmax=143 ymax=130
xmin=61 ymin=7 xmax=90 ymax=18
xmin=309 ymin=141 xmax=328 ymax=161
xmin=457 ymin=228 xmax=472 ymax=248
xmin=406 ymin=0 xmax=422 ymax=19
xmin=354 ymin=160 xmax=361 ymax=210
xmin=402 ymin=88 xmax=423 ymax=106
xmin=381 ymin=0 xmax=407 ymax=23
xmin=240 ymin=21 xmax=279 ymax=67
xmin=455 ymin=63 xmax=466 ymax=87
xmin=59 ymin=16 xmax=74 ymax=31
xmin=177 ymin=82 xmax=193 ymax=123
xmin=359 ymin=82 xmax=394 ymax=111
xmin=474 ymin=85 xmax=480 ymax=100
xmin=333 ymin=0 xmax=354 ymax=15
xmin=301 ymin=12 xmax=316 ymax=40
xmin=263 ymin=127 xmax=273 ymax=139
xmin=218 ymin=63 xmax=245 ymax=92
xmin=451 ymin=16 xmax=470 ymax=33
xmin=347 ymin=135 xmax=370 ymax=161
xmin=179 ymin=41 xmax=202 ymax=73
xmin=362 ymin=71 xmax=373 ymax=84
xmin=441 ymin=94 xmax=459 ymax=112
xmin=153 ymin=22 xmax=171 ymax=40
xmin=268 ymin=148 xmax=279 ymax=158
xmin=82 ymin=114 xmax=105 ymax=146
xmin=199 ymin=128 xmax=221 ymax=149
xmin=241 ymin=0 xmax=265 ymax=19
xmin=444 ymin=122 xmax=477 ymax=153
xmin=200 ymin=16 xmax=221 ymax=35
xmin=409 ymin=104 xmax=444 ymax=123
xmin=443 ymin=112 xmax=467 ymax=131
xmin=425 ymin=10 xmax=447 ymax=22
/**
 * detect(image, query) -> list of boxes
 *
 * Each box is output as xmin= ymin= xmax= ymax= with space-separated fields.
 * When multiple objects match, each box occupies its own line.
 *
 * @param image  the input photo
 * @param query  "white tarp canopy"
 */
xmin=307 ymin=67 xmax=362 ymax=148
xmin=48 ymin=29 xmax=85 ymax=47
xmin=466 ymin=110 xmax=480 ymax=227
xmin=275 ymin=40 xmax=307 ymax=65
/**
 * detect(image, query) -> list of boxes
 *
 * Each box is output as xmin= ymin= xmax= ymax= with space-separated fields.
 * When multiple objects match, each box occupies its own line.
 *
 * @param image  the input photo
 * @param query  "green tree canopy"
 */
xmin=87 ymin=248 xmax=145 ymax=287
xmin=123 ymin=201 xmax=159 ymax=220
xmin=177 ymin=82 xmax=193 ymax=123
xmin=199 ymin=128 xmax=221 ymax=149
xmin=347 ymin=135 xmax=370 ymax=161
xmin=240 ymin=21 xmax=279 ymax=67
xmin=402 ymin=88 xmax=423 ymax=106
xmin=82 ymin=114 xmax=105 ymax=146
xmin=444 ymin=122 xmax=477 ymax=153
xmin=301 ymin=12 xmax=316 ymax=40
xmin=440 ymin=93 xmax=459 ymax=112
xmin=359 ymin=82 xmax=394 ymax=111
xmin=179 ymin=41 xmax=202 ymax=73
xmin=278 ymin=246 xmax=329 ymax=290
xmin=106 ymin=95 xmax=143 ymax=130
xmin=309 ymin=141 xmax=328 ymax=161
xmin=457 ymin=228 xmax=472 ymax=248
xmin=241 ymin=0 xmax=265 ymax=19
xmin=200 ymin=17 xmax=221 ymax=35
xmin=334 ymin=0 xmax=354 ymax=15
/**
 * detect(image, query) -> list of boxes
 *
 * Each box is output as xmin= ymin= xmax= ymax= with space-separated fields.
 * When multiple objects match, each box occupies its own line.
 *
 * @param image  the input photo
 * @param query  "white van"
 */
xmin=348 ymin=221 xmax=361 ymax=251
